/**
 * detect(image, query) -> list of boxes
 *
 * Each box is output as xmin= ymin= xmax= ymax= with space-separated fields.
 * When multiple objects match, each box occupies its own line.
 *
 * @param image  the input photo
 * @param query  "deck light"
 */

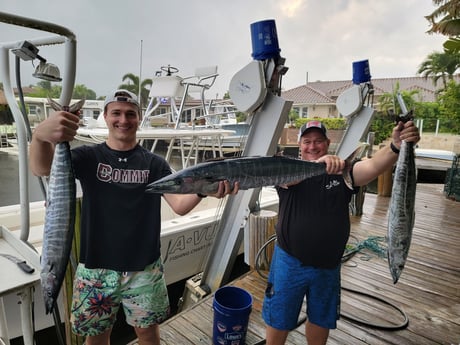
xmin=32 ymin=61 xmax=62 ymax=81
xmin=12 ymin=40 xmax=62 ymax=81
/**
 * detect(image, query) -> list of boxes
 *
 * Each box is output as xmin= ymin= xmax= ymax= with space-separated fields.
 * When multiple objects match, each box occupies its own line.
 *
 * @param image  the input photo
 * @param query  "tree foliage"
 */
xmin=118 ymin=73 xmax=152 ymax=109
xmin=417 ymin=51 xmax=460 ymax=89
xmin=426 ymin=0 xmax=460 ymax=52
xmin=72 ymin=84 xmax=96 ymax=100
xmin=437 ymin=80 xmax=460 ymax=133
xmin=378 ymin=82 xmax=420 ymax=115
xmin=27 ymin=82 xmax=96 ymax=100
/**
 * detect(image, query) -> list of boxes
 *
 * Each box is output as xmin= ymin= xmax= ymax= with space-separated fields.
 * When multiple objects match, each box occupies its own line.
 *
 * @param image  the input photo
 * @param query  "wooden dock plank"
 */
xmin=139 ymin=183 xmax=460 ymax=345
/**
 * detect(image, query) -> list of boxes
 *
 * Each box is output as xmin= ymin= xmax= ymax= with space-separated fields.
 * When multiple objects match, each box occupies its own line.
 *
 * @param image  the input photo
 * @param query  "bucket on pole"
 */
xmin=352 ymin=59 xmax=371 ymax=84
xmin=250 ymin=19 xmax=281 ymax=61
xmin=212 ymin=286 xmax=253 ymax=345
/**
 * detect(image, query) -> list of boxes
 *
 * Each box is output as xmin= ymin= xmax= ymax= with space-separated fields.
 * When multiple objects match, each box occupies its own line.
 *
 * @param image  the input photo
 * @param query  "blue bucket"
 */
xmin=213 ymin=286 xmax=253 ymax=345
xmin=250 ymin=19 xmax=281 ymax=60
xmin=352 ymin=59 xmax=371 ymax=84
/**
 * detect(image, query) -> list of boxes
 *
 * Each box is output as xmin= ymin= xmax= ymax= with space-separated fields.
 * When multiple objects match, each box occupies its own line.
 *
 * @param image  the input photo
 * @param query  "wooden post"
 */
xmin=378 ymin=168 xmax=393 ymax=197
xmin=350 ymin=185 xmax=367 ymax=216
xmin=248 ymin=210 xmax=278 ymax=271
xmin=376 ymin=143 xmax=393 ymax=197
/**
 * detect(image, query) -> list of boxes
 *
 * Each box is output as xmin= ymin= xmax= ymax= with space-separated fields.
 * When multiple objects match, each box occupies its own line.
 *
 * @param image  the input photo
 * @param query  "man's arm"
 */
xmin=163 ymin=180 xmax=239 ymax=216
xmin=353 ymin=120 xmax=420 ymax=187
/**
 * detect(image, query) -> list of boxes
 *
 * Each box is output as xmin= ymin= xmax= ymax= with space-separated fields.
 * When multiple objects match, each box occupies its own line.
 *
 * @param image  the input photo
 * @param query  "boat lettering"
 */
xmin=166 ymin=226 xmax=216 ymax=258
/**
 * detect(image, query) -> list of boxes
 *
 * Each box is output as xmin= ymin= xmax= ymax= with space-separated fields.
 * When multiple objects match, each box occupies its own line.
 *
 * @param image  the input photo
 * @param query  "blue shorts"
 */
xmin=71 ymin=258 xmax=170 ymax=336
xmin=262 ymin=244 xmax=340 ymax=330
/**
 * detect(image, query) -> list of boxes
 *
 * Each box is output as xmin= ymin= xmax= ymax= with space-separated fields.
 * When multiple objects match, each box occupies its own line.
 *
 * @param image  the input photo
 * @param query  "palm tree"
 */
xmin=378 ymin=82 xmax=420 ymax=115
xmin=417 ymin=51 xmax=460 ymax=89
xmin=426 ymin=0 xmax=460 ymax=52
xmin=118 ymin=73 xmax=152 ymax=109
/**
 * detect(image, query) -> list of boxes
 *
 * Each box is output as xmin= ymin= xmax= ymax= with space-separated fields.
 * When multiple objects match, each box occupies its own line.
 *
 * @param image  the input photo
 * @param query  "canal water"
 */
xmin=0 ymin=150 xmax=44 ymax=207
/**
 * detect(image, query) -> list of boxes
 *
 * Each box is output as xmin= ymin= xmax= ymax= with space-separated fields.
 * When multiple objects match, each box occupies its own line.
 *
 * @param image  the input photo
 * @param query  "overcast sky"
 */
xmin=0 ymin=0 xmax=446 ymax=99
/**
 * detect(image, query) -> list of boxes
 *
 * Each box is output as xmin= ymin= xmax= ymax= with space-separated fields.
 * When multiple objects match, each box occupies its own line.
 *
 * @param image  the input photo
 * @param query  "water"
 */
xmin=0 ymin=151 xmax=45 ymax=207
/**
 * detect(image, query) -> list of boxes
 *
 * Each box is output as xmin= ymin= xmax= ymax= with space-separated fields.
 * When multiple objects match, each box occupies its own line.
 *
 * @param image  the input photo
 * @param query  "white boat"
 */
xmin=415 ymin=148 xmax=456 ymax=161
xmin=75 ymin=68 xmax=249 ymax=168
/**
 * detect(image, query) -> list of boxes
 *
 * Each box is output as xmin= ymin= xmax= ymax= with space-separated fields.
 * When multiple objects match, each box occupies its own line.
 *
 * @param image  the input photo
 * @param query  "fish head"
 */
xmin=388 ymin=250 xmax=405 ymax=284
xmin=41 ymin=270 xmax=59 ymax=313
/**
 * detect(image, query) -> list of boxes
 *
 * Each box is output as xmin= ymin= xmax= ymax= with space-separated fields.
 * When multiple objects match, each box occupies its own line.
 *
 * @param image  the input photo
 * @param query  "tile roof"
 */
xmin=281 ymin=85 xmax=334 ymax=104
xmin=282 ymin=76 xmax=459 ymax=104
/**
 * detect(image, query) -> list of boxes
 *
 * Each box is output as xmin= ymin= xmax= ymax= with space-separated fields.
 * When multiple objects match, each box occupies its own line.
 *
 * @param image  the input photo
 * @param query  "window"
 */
xmin=29 ymin=105 xmax=38 ymax=115
xmin=301 ymin=107 xmax=308 ymax=118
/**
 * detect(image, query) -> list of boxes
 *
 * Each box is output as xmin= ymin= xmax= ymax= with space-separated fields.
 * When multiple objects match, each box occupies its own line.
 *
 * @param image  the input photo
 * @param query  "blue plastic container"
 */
xmin=352 ymin=59 xmax=371 ymax=84
xmin=250 ymin=19 xmax=281 ymax=60
xmin=213 ymin=286 xmax=253 ymax=345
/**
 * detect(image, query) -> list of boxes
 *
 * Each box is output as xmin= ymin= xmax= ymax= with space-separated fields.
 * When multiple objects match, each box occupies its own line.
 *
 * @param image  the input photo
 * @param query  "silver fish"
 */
xmin=387 ymin=140 xmax=416 ymax=284
xmin=41 ymin=98 xmax=84 ymax=313
xmin=146 ymin=150 xmax=358 ymax=195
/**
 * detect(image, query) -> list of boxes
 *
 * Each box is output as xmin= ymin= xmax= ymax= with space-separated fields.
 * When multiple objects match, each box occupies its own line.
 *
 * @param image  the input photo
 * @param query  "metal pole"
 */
xmin=138 ymin=39 xmax=143 ymax=110
xmin=0 ymin=47 xmax=30 ymax=241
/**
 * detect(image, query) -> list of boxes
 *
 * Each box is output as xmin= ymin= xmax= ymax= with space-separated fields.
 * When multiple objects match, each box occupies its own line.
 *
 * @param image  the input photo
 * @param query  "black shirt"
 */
xmin=72 ymin=142 xmax=171 ymax=271
xmin=275 ymin=171 xmax=357 ymax=269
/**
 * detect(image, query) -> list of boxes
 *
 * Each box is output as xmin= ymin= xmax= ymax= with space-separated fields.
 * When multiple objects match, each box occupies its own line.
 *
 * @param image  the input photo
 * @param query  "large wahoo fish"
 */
xmin=146 ymin=150 xmax=359 ymax=195
xmin=41 ymin=98 xmax=84 ymax=313
xmin=387 ymin=139 xmax=417 ymax=284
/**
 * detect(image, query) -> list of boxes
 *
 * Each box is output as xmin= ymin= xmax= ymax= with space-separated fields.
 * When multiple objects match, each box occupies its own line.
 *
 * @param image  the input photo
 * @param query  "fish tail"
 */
xmin=343 ymin=146 xmax=364 ymax=189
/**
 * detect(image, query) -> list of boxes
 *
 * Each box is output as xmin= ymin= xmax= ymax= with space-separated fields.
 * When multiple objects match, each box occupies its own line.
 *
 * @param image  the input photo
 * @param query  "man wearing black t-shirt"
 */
xmin=262 ymin=120 xmax=420 ymax=345
xmin=30 ymin=89 xmax=236 ymax=345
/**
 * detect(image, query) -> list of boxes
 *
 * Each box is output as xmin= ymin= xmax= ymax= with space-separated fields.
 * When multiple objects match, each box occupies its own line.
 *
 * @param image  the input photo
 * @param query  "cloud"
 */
xmin=0 ymin=0 xmax=446 ymax=98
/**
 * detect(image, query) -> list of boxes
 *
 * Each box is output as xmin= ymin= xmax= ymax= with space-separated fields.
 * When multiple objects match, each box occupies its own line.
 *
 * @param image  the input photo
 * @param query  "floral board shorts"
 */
xmin=70 ymin=257 xmax=170 ymax=336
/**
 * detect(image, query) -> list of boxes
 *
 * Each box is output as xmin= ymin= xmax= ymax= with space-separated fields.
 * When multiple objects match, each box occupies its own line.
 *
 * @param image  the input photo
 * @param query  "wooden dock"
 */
xmin=133 ymin=183 xmax=459 ymax=344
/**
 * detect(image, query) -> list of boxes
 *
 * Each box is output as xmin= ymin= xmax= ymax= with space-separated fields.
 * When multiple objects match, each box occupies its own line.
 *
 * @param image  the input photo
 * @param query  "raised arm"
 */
xmin=352 ymin=120 xmax=420 ymax=187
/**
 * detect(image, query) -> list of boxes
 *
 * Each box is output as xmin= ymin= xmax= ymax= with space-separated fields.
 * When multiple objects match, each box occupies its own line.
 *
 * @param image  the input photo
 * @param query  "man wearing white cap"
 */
xmin=30 ymin=89 xmax=236 ymax=345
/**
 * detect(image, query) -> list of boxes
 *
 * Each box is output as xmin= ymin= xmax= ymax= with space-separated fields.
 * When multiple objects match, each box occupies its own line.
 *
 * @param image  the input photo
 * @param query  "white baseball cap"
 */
xmin=103 ymin=89 xmax=139 ymax=109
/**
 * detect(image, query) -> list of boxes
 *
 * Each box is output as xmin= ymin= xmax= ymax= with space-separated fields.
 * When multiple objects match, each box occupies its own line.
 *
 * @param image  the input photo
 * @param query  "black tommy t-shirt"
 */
xmin=72 ymin=142 xmax=171 ymax=271
xmin=275 ymin=172 xmax=357 ymax=269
